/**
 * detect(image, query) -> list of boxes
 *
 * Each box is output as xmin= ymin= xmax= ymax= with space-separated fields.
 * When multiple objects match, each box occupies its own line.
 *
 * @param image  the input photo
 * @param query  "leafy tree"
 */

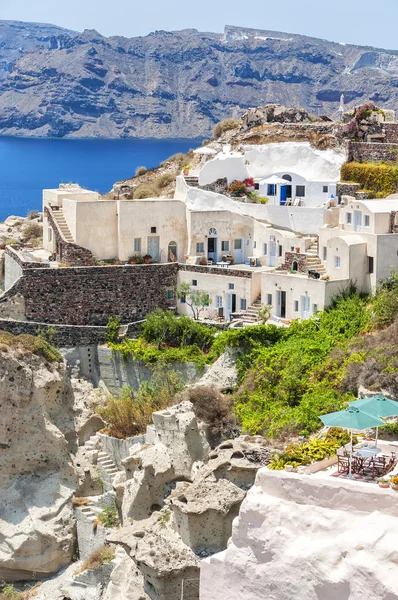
xmin=176 ymin=282 xmax=210 ymax=320
xmin=105 ymin=316 xmax=121 ymax=344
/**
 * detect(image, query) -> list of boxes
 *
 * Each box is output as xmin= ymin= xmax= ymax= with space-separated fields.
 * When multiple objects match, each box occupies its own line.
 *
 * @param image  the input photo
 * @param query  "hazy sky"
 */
xmin=1 ymin=0 xmax=398 ymax=49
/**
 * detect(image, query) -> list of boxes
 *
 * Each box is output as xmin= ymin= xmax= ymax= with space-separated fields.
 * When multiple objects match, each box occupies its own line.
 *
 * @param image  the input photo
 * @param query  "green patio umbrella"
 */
xmin=349 ymin=395 xmax=398 ymax=448
xmin=319 ymin=407 xmax=384 ymax=478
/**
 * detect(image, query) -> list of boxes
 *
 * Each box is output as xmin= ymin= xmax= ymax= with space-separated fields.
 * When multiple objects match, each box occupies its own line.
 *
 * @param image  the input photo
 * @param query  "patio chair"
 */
xmin=371 ymin=456 xmax=387 ymax=478
xmin=384 ymin=455 xmax=397 ymax=475
xmin=337 ymin=455 xmax=350 ymax=473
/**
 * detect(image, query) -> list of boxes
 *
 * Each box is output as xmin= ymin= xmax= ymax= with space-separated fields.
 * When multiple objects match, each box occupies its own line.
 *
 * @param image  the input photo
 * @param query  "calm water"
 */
xmin=0 ymin=137 xmax=200 ymax=221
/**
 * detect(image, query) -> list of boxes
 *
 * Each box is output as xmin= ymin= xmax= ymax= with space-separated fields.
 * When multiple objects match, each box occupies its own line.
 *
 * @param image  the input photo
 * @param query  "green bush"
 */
xmin=77 ymin=546 xmax=115 ymax=573
xmin=97 ymin=499 xmax=119 ymax=528
xmin=213 ymin=118 xmax=240 ymax=138
xmin=105 ymin=316 xmax=121 ymax=344
xmin=341 ymin=161 xmax=398 ymax=197
xmin=235 ymin=295 xmax=370 ymax=438
xmin=371 ymin=270 xmax=398 ymax=326
xmin=141 ymin=309 xmax=215 ymax=351
xmin=269 ymin=432 xmax=352 ymax=470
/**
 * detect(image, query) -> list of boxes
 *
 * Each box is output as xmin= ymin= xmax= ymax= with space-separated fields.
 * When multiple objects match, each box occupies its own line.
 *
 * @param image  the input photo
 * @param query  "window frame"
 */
xmin=215 ymin=295 xmax=223 ymax=308
xmin=368 ymin=256 xmax=374 ymax=274
xmin=221 ymin=240 xmax=230 ymax=252
xmin=228 ymin=283 xmax=235 ymax=290
xmin=295 ymin=185 xmax=306 ymax=198
xmin=323 ymin=185 xmax=329 ymax=193
xmin=293 ymin=300 xmax=299 ymax=312
xmin=322 ymin=246 xmax=327 ymax=261
xmin=334 ymin=255 xmax=341 ymax=269
xmin=196 ymin=242 xmax=205 ymax=254
xmin=267 ymin=293 xmax=272 ymax=306
xmin=364 ymin=215 xmax=370 ymax=228
xmin=346 ymin=212 xmax=352 ymax=225
xmin=192 ymin=279 xmax=198 ymax=287
xmin=134 ymin=237 xmax=141 ymax=252
xmin=150 ymin=226 xmax=157 ymax=234
xmin=240 ymin=298 xmax=247 ymax=311
xmin=263 ymin=242 xmax=268 ymax=255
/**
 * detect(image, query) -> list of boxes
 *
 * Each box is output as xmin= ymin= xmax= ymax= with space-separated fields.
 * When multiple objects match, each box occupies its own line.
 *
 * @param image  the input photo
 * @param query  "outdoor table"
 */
xmin=353 ymin=446 xmax=381 ymax=459
xmin=216 ymin=262 xmax=230 ymax=268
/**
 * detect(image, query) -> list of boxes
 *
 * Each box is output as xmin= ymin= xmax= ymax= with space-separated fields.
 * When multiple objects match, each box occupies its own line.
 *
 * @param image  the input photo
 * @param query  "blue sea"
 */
xmin=0 ymin=137 xmax=200 ymax=221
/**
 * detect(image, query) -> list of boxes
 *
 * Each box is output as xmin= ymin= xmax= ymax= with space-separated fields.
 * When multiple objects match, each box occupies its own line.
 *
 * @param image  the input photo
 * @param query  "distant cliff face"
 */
xmin=2 ymin=22 xmax=398 ymax=139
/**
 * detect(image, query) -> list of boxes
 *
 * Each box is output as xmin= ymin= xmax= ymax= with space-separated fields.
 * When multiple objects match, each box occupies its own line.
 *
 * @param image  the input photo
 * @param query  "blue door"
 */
xmin=280 ymin=185 xmax=287 ymax=205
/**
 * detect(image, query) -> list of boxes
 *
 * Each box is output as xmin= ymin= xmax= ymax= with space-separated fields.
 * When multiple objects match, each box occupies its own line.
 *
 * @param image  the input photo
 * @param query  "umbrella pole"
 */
xmin=348 ymin=430 xmax=353 ymax=479
xmin=375 ymin=426 xmax=379 ymax=449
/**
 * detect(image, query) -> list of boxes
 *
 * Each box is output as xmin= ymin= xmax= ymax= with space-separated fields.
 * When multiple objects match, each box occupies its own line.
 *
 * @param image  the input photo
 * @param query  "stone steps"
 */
xmin=52 ymin=208 xmax=74 ymax=243
xmin=79 ymin=505 xmax=98 ymax=523
xmin=184 ymin=176 xmax=199 ymax=187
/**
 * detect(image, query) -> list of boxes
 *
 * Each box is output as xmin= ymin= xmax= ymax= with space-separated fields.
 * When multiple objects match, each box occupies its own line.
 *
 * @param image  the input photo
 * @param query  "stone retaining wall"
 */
xmin=0 ymin=318 xmax=108 ymax=346
xmin=0 ymin=262 xmax=178 ymax=326
xmin=180 ymin=264 xmax=252 ymax=278
xmin=348 ymin=141 xmax=398 ymax=163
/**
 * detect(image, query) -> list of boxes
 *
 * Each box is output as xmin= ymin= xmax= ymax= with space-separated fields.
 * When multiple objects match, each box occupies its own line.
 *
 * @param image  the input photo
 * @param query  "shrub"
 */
xmin=96 ymin=365 xmax=183 ymax=438
xmin=161 ymin=152 xmax=184 ymax=167
xmin=105 ymin=316 xmax=121 ymax=344
xmin=22 ymin=222 xmax=42 ymax=242
xmin=157 ymin=172 xmax=177 ymax=189
xmin=268 ymin=432 xmax=352 ymax=470
xmin=97 ymin=499 xmax=119 ymax=528
xmin=0 ymin=331 xmax=62 ymax=363
xmin=186 ymin=386 xmax=238 ymax=446
xmin=371 ymin=270 xmax=398 ymax=326
xmin=72 ymin=497 xmax=88 ymax=506
xmin=341 ymin=161 xmax=398 ymax=197
xmin=134 ymin=185 xmax=159 ymax=199
xmin=27 ymin=210 xmax=40 ymax=220
xmin=213 ymin=119 xmax=240 ymax=138
xmin=76 ymin=545 xmax=115 ymax=574
xmin=141 ymin=309 xmax=214 ymax=351
xmin=135 ymin=166 xmax=147 ymax=177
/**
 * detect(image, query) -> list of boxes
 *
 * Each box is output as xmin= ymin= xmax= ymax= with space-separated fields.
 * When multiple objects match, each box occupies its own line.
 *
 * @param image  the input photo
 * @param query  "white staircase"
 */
xmin=82 ymin=434 xmax=119 ymax=491
xmin=305 ymin=241 xmax=326 ymax=275
xmin=242 ymin=297 xmax=262 ymax=323
xmin=184 ymin=175 xmax=199 ymax=188
xmin=52 ymin=208 xmax=74 ymax=243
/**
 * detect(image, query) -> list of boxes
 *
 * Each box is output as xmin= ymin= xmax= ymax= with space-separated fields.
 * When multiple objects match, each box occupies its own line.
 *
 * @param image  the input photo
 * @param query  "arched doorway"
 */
xmin=292 ymin=260 xmax=298 ymax=272
xmin=282 ymin=174 xmax=292 ymax=202
xmin=207 ymin=227 xmax=218 ymax=262
xmin=168 ymin=241 xmax=178 ymax=262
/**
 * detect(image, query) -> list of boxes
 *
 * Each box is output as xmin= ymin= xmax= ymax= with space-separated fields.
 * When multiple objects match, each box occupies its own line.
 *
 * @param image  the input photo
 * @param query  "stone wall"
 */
xmin=391 ymin=211 xmax=398 ymax=234
xmin=0 ymin=318 xmax=108 ymax=346
xmin=0 ymin=262 xmax=178 ymax=326
xmin=336 ymin=182 xmax=361 ymax=202
xmin=200 ymin=177 xmax=228 ymax=195
xmin=278 ymin=252 xmax=308 ymax=273
xmin=180 ymin=264 xmax=252 ymax=278
xmin=348 ymin=141 xmax=398 ymax=163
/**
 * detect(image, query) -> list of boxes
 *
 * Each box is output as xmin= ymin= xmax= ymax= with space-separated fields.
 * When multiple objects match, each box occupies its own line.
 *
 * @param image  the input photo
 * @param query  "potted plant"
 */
xmin=295 ymin=247 xmax=300 ymax=253
xmin=183 ymin=165 xmax=191 ymax=176
xmin=143 ymin=254 xmax=152 ymax=264
xmin=129 ymin=253 xmax=143 ymax=264
xmin=378 ymin=477 xmax=390 ymax=489
xmin=199 ymin=257 xmax=208 ymax=265
xmin=390 ymin=476 xmax=398 ymax=490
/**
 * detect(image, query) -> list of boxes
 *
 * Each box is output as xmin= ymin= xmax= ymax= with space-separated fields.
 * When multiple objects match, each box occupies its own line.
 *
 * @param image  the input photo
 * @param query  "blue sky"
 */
xmin=1 ymin=0 xmax=398 ymax=49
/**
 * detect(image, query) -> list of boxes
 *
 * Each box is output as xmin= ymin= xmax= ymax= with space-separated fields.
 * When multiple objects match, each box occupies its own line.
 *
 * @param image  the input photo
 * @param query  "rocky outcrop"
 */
xmin=200 ymin=469 xmax=398 ymax=600
xmin=3 ymin=22 xmax=398 ymax=138
xmin=0 ymin=344 xmax=78 ymax=581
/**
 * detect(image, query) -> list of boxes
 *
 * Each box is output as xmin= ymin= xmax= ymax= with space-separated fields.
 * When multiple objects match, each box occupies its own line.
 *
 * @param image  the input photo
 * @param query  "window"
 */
xmin=334 ymin=256 xmax=341 ymax=269
xmin=209 ymin=227 xmax=217 ymax=236
xmin=263 ymin=243 xmax=268 ymax=255
xmin=240 ymin=298 xmax=247 ymax=311
xmin=196 ymin=242 xmax=204 ymax=253
xmin=296 ymin=185 xmax=305 ymax=197
xmin=228 ymin=283 xmax=235 ymax=290
xmin=167 ymin=289 xmax=175 ymax=300
xmin=134 ymin=237 xmax=141 ymax=252
xmin=267 ymin=184 xmax=276 ymax=196
xmin=151 ymin=227 xmax=157 ymax=234
xmin=368 ymin=256 xmax=374 ymax=274
xmin=346 ymin=212 xmax=352 ymax=225
xmin=365 ymin=215 xmax=370 ymax=227
xmin=323 ymin=186 xmax=329 ymax=193
xmin=180 ymin=294 xmax=186 ymax=303
xmin=278 ymin=245 xmax=283 ymax=257
xmin=234 ymin=239 xmax=242 ymax=250
xmin=322 ymin=246 xmax=327 ymax=261
xmin=294 ymin=300 xmax=299 ymax=312
xmin=313 ymin=304 xmax=318 ymax=315
xmin=291 ymin=246 xmax=295 ymax=252
xmin=215 ymin=295 xmax=223 ymax=308
xmin=267 ymin=293 xmax=272 ymax=306
xmin=221 ymin=240 xmax=230 ymax=252
xmin=253 ymin=241 xmax=257 ymax=249
xmin=192 ymin=279 xmax=197 ymax=286
xmin=254 ymin=183 xmax=259 ymax=190
xmin=282 ymin=174 xmax=292 ymax=182
xmin=48 ymin=228 xmax=53 ymax=243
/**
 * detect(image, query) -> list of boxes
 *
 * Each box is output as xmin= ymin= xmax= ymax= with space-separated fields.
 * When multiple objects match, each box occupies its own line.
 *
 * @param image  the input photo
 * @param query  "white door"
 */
xmin=226 ymin=294 xmax=233 ymax=320
xmin=276 ymin=291 xmax=282 ymax=317
xmin=301 ymin=295 xmax=311 ymax=319
xmin=270 ymin=242 xmax=277 ymax=267
xmin=354 ymin=211 xmax=362 ymax=232
xmin=234 ymin=238 xmax=244 ymax=263
xmin=147 ymin=236 xmax=160 ymax=261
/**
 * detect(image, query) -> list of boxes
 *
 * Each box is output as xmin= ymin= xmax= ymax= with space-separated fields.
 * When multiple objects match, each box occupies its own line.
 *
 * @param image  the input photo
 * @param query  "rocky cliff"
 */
xmin=2 ymin=22 xmax=398 ymax=138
